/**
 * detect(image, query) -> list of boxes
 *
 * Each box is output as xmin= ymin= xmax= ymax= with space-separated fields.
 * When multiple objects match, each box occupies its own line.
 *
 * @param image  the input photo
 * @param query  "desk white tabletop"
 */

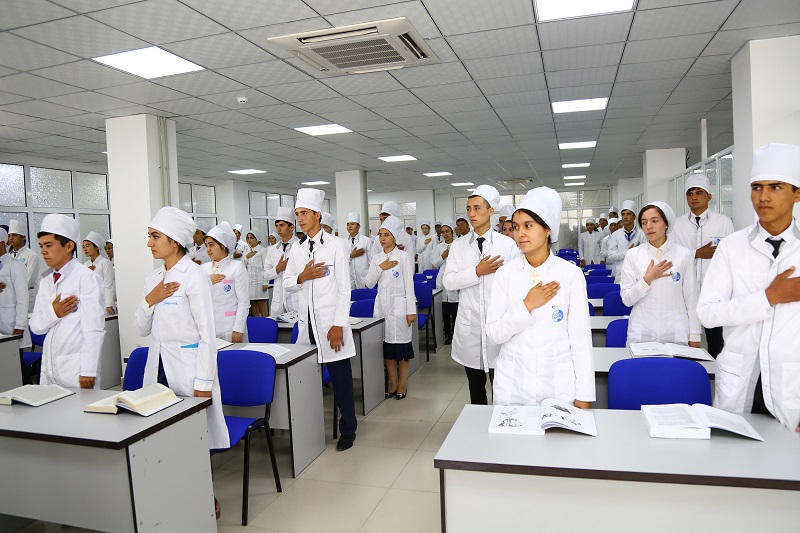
xmin=592 ymin=347 xmax=715 ymax=374
xmin=590 ymin=315 xmax=624 ymax=330
xmin=0 ymin=334 xmax=23 ymax=343
xmin=223 ymin=343 xmax=316 ymax=367
xmin=588 ymin=298 xmax=603 ymax=308
xmin=276 ymin=316 xmax=384 ymax=331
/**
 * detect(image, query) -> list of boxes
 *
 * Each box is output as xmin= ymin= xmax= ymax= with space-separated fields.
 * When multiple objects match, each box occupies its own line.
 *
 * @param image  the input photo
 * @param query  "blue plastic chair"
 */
xmin=350 ymin=299 xmax=375 ymax=318
xmin=583 ymin=264 xmax=606 ymax=271
xmin=603 ymin=290 xmax=632 ymax=316
xmin=587 ymin=283 xmax=620 ymax=299
xmin=351 ymin=288 xmax=377 ymax=301
xmin=415 ymin=281 xmax=434 ymax=361
xmin=588 ymin=302 xmax=595 ymax=316
xmin=21 ymin=329 xmax=47 ymax=384
xmin=422 ymin=268 xmax=438 ymax=279
xmin=290 ymin=321 xmax=299 ymax=344
xmin=608 ymin=358 xmax=712 ymax=410
xmin=413 ymin=273 xmax=427 ymax=283
xmin=246 ymin=316 xmax=279 ymax=343
xmin=586 ymin=275 xmax=614 ymax=285
xmin=606 ymin=318 xmax=629 ymax=348
xmin=122 ymin=347 xmax=149 ymax=391
xmin=214 ymin=349 xmax=281 ymax=525
xmin=587 ymin=269 xmax=612 ymax=277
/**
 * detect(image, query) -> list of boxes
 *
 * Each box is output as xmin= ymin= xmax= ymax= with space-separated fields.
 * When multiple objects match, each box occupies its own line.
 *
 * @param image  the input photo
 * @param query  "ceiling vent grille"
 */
xmin=269 ymin=18 xmax=438 ymax=74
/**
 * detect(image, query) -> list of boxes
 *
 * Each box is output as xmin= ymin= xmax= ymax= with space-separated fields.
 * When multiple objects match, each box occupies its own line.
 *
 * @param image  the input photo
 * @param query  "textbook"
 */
xmin=0 ymin=384 xmax=75 ymax=407
xmin=629 ymin=342 xmax=714 ymax=362
xmin=216 ymin=338 xmax=233 ymax=350
xmin=488 ymin=399 xmax=598 ymax=436
xmin=641 ymin=404 xmax=763 ymax=441
xmin=239 ymin=343 xmax=291 ymax=357
xmin=84 ymin=384 xmax=183 ymax=417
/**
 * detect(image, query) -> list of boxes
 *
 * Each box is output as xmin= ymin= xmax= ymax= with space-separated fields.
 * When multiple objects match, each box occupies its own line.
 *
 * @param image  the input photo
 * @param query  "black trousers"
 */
xmin=442 ymin=302 xmax=458 ymax=342
xmin=464 ymin=366 xmax=494 ymax=405
xmin=326 ymin=358 xmax=358 ymax=437
xmin=705 ymin=326 xmax=724 ymax=358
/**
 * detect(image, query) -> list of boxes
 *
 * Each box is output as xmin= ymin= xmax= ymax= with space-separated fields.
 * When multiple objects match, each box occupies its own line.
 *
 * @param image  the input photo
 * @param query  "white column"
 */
xmin=106 ymin=114 xmax=178 ymax=359
xmin=643 ymin=148 xmax=685 ymax=204
xmin=215 ymin=179 xmax=250 ymax=229
xmin=732 ymin=35 xmax=800 ymax=229
xmin=334 ymin=170 xmax=368 ymax=236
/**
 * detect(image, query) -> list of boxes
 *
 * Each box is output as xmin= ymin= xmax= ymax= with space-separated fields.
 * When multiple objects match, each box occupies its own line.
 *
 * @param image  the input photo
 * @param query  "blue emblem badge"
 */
xmin=223 ymin=284 xmax=232 ymax=292
xmin=552 ymin=309 xmax=564 ymax=322
xmin=672 ymin=272 xmax=681 ymax=282
xmin=393 ymin=271 xmax=400 ymax=278
xmin=325 ymin=267 xmax=331 ymax=276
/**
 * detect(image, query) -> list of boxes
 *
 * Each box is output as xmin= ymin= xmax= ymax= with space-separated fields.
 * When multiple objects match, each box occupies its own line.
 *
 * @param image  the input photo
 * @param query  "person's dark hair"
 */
xmin=467 ymin=194 xmax=491 ymax=209
xmin=502 ymin=219 xmax=513 ymax=230
xmin=517 ymin=209 xmax=552 ymax=245
xmin=686 ymin=187 xmax=708 ymax=195
xmin=38 ymin=232 xmax=73 ymax=247
xmin=638 ymin=205 xmax=669 ymax=231
xmin=164 ymin=236 xmax=187 ymax=256
xmin=456 ymin=216 xmax=468 ymax=224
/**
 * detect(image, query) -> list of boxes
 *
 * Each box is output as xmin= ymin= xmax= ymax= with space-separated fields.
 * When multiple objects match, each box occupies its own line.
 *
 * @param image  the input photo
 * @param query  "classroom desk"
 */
xmin=588 ymin=297 xmax=603 ymax=315
xmin=590 ymin=314 xmax=625 ymax=346
xmin=101 ymin=314 xmax=122 ymax=389
xmin=435 ymin=406 xmax=800 ymax=533
xmin=223 ymin=343 xmax=323 ymax=478
xmin=0 ymin=334 xmax=23 ymax=391
xmin=0 ymin=390 xmax=215 ymax=533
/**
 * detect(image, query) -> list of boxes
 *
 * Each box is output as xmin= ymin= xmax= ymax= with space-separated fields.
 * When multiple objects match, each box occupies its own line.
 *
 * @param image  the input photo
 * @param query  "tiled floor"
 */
xmin=17 ymin=344 xmax=487 ymax=533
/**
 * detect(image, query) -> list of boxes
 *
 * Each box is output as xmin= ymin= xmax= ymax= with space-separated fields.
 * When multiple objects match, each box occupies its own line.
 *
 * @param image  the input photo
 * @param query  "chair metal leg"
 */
xmin=242 ymin=430 xmax=251 ymax=525
xmin=264 ymin=422 xmax=282 ymax=493
xmin=425 ymin=321 xmax=430 ymax=361
xmin=430 ymin=310 xmax=437 ymax=353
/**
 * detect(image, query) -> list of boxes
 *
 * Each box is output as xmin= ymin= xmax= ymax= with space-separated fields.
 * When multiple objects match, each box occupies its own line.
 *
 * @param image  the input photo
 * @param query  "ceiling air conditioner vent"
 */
xmin=268 ymin=17 xmax=438 ymax=74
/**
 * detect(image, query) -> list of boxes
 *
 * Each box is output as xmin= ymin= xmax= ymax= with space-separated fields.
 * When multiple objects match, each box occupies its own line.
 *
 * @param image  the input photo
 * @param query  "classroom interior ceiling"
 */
xmin=1 ymin=0 xmax=799 ymax=196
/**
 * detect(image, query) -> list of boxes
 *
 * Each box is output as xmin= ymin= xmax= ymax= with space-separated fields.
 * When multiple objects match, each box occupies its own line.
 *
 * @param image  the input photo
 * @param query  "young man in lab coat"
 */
xmin=7 ymin=219 xmax=41 ymax=313
xmin=188 ymin=220 xmax=212 ymax=265
xmin=265 ymin=207 xmax=300 ymax=317
xmin=284 ymin=189 xmax=358 ymax=450
xmin=232 ymin=223 xmax=246 ymax=260
xmin=443 ymin=185 xmax=519 ymax=404
xmin=346 ymin=212 xmax=371 ymax=289
xmin=578 ymin=218 xmax=603 ymax=267
xmin=698 ymin=143 xmax=800 ymax=432
xmin=30 ymin=214 xmax=105 ymax=389
xmin=606 ymin=200 xmax=647 ymax=283
xmin=0 ymin=228 xmax=31 ymax=352
xmin=672 ymin=174 xmax=734 ymax=357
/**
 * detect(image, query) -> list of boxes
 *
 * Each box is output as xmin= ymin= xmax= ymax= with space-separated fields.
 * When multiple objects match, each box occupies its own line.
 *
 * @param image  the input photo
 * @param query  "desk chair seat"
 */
xmin=587 ymin=269 xmax=612 ymax=277
xmin=608 ymin=358 xmax=712 ymax=410
xmin=350 ymin=299 xmax=374 ymax=318
xmin=587 ymin=283 xmax=620 ymax=299
xmin=246 ymin=316 xmax=279 ymax=343
xmin=606 ymin=318 xmax=629 ymax=348
xmin=583 ymin=264 xmax=606 ymax=271
xmin=586 ymin=275 xmax=614 ymax=284
xmin=422 ymin=268 xmax=438 ymax=279
xmin=123 ymin=347 xmax=148 ymax=390
xmin=603 ymin=290 xmax=632 ymax=316
xmin=413 ymin=273 xmax=427 ymax=283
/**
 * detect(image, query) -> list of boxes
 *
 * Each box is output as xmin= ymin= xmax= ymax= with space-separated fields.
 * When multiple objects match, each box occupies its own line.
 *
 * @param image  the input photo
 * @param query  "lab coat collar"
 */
xmin=646 ymin=236 xmax=671 ymax=257
xmin=158 ymin=254 xmax=193 ymax=277
xmin=750 ymin=219 xmax=800 ymax=247
xmin=687 ymin=209 xmax=709 ymax=221
xmin=43 ymin=257 xmax=79 ymax=280
xmin=469 ymin=227 xmax=494 ymax=248
xmin=521 ymin=251 xmax=553 ymax=276
xmin=306 ymin=229 xmax=324 ymax=246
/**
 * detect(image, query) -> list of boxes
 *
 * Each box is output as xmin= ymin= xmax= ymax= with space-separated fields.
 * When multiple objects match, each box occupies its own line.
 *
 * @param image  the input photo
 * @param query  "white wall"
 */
xmin=616 ymin=178 xmax=644 ymax=208
xmin=367 ymin=189 xmax=435 ymax=229
xmin=643 ymin=148 xmax=686 ymax=204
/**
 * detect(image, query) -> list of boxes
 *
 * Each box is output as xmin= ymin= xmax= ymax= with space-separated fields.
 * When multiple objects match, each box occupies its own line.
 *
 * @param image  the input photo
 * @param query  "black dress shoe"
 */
xmin=336 ymin=434 xmax=356 ymax=451
xmin=385 ymin=390 xmax=397 ymax=398
xmin=396 ymin=389 xmax=407 ymax=400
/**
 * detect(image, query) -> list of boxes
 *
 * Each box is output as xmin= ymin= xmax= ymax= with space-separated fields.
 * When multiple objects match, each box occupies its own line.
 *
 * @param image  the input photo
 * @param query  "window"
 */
xmin=368 ymin=202 xmax=416 ymax=238
xmin=179 ymin=183 xmax=218 ymax=233
xmin=666 ymin=146 xmax=733 ymax=218
xmin=249 ymin=190 xmax=295 ymax=244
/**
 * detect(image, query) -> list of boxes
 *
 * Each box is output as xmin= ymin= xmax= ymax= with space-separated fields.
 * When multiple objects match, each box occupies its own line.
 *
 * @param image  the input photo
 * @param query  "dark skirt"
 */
xmin=383 ymin=341 xmax=415 ymax=361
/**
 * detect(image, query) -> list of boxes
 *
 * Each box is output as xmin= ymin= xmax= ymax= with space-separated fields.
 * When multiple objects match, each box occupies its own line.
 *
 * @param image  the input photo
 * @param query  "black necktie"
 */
xmin=625 ymin=230 xmax=634 ymax=242
xmin=11 ymin=249 xmax=17 ymax=257
xmin=309 ymin=240 xmax=314 ymax=253
xmin=695 ymin=216 xmax=701 ymax=227
xmin=766 ymin=238 xmax=783 ymax=259
xmin=282 ymin=242 xmax=288 ymax=253
xmin=351 ymin=237 xmax=355 ymax=245
xmin=477 ymin=237 xmax=485 ymax=253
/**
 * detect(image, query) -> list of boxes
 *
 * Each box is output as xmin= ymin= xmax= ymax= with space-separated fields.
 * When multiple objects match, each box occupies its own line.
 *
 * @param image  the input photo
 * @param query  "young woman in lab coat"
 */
xmin=431 ymin=219 xmax=459 ymax=344
xmin=620 ymin=201 xmax=701 ymax=346
xmin=415 ymin=222 xmax=435 ymax=272
xmin=242 ymin=228 xmax=269 ymax=317
xmin=202 ymin=222 xmax=249 ymax=343
xmin=365 ymin=215 xmax=417 ymax=399
xmin=82 ymin=231 xmax=116 ymax=314
xmin=486 ymin=187 xmax=595 ymax=407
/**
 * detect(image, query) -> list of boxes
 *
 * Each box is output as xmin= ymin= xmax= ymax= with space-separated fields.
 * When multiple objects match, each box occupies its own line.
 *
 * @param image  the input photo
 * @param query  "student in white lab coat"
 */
xmin=30 ymin=215 xmax=105 ymax=389
xmin=265 ymin=207 xmax=299 ymax=317
xmin=434 ymin=221 xmax=443 ymax=243
xmin=607 ymin=200 xmax=647 ymax=282
xmin=202 ymin=222 xmax=249 ymax=343
xmin=598 ymin=218 xmax=619 ymax=273
xmin=368 ymin=201 xmax=414 ymax=261
xmin=443 ymin=185 xmax=519 ymax=404
xmin=603 ymin=207 xmax=618 ymax=238
xmin=188 ymin=220 xmax=212 ymax=265
xmin=7 ymin=219 xmax=41 ymax=313
xmin=495 ymin=205 xmax=514 ymax=233
xmin=415 ymin=221 xmax=436 ymax=272
xmin=672 ymin=174 xmax=734 ymax=357
xmin=365 ymin=215 xmax=416 ymax=399
xmin=597 ymin=213 xmax=609 ymax=236
xmin=698 ymin=143 xmax=800 ymax=432
xmin=487 ymin=188 xmax=594 ymax=407
xmin=0 ymin=228 xmax=31 ymax=350
xmin=620 ymin=201 xmax=701 ymax=346
xmin=104 ymin=238 xmax=114 ymax=267
xmin=242 ymin=228 xmax=269 ymax=317
xmin=232 ymin=223 xmax=246 ymax=260
xmin=284 ymin=188 xmax=358 ymax=451
xmin=432 ymin=219 xmax=459 ymax=344
xmin=578 ymin=218 xmax=603 ymax=267
xmin=82 ymin=231 xmax=116 ymax=314
xmin=455 ymin=216 xmax=470 ymax=239
xmin=345 ymin=212 xmax=371 ymax=289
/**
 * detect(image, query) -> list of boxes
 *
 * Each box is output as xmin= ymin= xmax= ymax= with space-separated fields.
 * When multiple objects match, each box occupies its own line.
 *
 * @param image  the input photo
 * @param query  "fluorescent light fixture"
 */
xmin=424 ymin=172 xmax=452 ymax=177
xmin=563 ymin=175 xmax=586 ymax=180
xmin=721 ymin=154 xmax=733 ymax=159
xmin=367 ymin=189 xmax=373 ymax=192
xmin=228 ymin=169 xmax=266 ymax=175
xmin=92 ymin=47 xmax=204 ymax=79
xmin=562 ymin=163 xmax=589 ymax=168
xmin=552 ymin=97 xmax=608 ymax=114
xmin=559 ymin=141 xmax=597 ymax=150
xmin=451 ymin=182 xmax=474 ymax=187
xmin=302 ymin=181 xmax=330 ymax=185
xmin=564 ymin=182 xmax=585 ymax=187
xmin=294 ymin=124 xmax=352 ymax=136
xmin=693 ymin=169 xmax=703 ymax=173
xmin=466 ymin=188 xmax=476 ymax=192
xmin=102 ymin=151 xmax=108 ymax=154
xmin=379 ymin=155 xmax=417 ymax=162
xmin=535 ymin=0 xmax=635 ymax=22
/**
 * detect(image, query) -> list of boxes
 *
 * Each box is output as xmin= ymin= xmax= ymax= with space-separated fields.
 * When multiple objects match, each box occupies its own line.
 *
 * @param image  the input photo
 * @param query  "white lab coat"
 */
xmin=487 ymin=254 xmax=595 ymax=405
xmin=598 ymin=233 xmax=613 ymax=271
xmin=233 ymin=239 xmax=247 ymax=261
xmin=0 ymin=253 xmax=31 ymax=349
xmin=620 ymin=238 xmax=701 ymax=345
xmin=188 ymin=243 xmax=210 ymax=265
xmin=30 ymin=258 xmax=105 ymax=388
xmin=133 ymin=254 xmax=229 ymax=449
xmin=369 ymin=231 xmax=414 ymax=264
xmin=265 ymin=237 xmax=300 ymax=316
xmin=606 ymin=226 xmax=647 ymax=283
xmin=416 ymin=233 xmax=436 ymax=272
xmin=84 ymin=255 xmax=115 ymax=310
xmin=578 ymin=230 xmax=603 ymax=265
xmin=697 ymin=222 xmax=800 ymax=431
xmin=10 ymin=246 xmax=41 ymax=313
xmin=346 ymin=233 xmax=372 ymax=289
xmin=202 ymin=257 xmax=249 ymax=341
xmin=365 ymin=247 xmax=416 ymax=344
xmin=283 ymin=231 xmax=356 ymax=363
xmin=432 ymin=241 xmax=458 ymax=303
xmin=442 ymin=229 xmax=519 ymax=370
xmin=242 ymin=244 xmax=269 ymax=301
xmin=672 ymin=209 xmax=735 ymax=290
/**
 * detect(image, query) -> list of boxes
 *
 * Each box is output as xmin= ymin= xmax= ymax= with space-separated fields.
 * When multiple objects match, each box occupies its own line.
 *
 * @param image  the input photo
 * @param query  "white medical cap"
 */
xmin=380 ymin=201 xmax=399 ymax=217
xmin=196 ymin=219 xmax=212 ymax=234
xmin=472 ymin=184 xmax=500 ymax=209
xmin=751 ymin=143 xmax=800 ymax=188
xmin=585 ymin=218 xmax=596 ymax=225
xmin=246 ymin=228 xmax=262 ymax=244
xmin=207 ymin=221 xmax=236 ymax=253
xmin=620 ymin=200 xmax=637 ymax=215
xmin=275 ymin=206 xmax=295 ymax=225
xmin=9 ymin=219 xmax=26 ymax=237
xmin=347 ymin=212 xmax=360 ymax=224
xmin=150 ymin=207 xmax=195 ymax=245
xmin=608 ymin=218 xmax=620 ymax=225
xmin=296 ymin=188 xmax=325 ymax=212
xmin=380 ymin=215 xmax=405 ymax=240
xmin=321 ymin=212 xmax=335 ymax=228
xmin=232 ymin=223 xmax=243 ymax=232
xmin=0 ymin=228 xmax=7 ymax=243
xmin=41 ymin=214 xmax=80 ymax=245
xmin=440 ymin=218 xmax=455 ymax=230
xmin=685 ymin=174 xmax=711 ymax=194
xmin=83 ymin=231 xmax=105 ymax=250
xmin=641 ymin=201 xmax=676 ymax=234
xmin=516 ymin=187 xmax=562 ymax=241
xmin=498 ymin=205 xmax=514 ymax=218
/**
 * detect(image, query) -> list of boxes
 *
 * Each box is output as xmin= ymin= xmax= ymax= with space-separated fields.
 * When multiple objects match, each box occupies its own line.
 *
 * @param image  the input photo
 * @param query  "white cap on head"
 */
xmin=196 ymin=219 xmax=213 ymax=234
xmin=751 ymin=143 xmax=800 ymax=188
xmin=498 ymin=205 xmax=514 ymax=218
xmin=41 ymin=214 xmax=80 ymax=245
xmin=434 ymin=220 xmax=442 ymax=226
xmin=275 ymin=206 xmax=295 ymax=225
xmin=83 ymin=231 xmax=106 ymax=250
xmin=380 ymin=201 xmax=399 ymax=217
xmin=150 ymin=207 xmax=195 ymax=245
xmin=296 ymin=188 xmax=325 ymax=212
xmin=609 ymin=206 xmax=618 ymax=214
xmin=0 ymin=228 xmax=7 ymax=243
xmin=232 ymin=223 xmax=243 ymax=232
xmin=685 ymin=174 xmax=711 ymax=194
xmin=608 ymin=217 xmax=620 ymax=225
xmin=585 ymin=218 xmax=596 ymax=225
xmin=472 ymin=184 xmax=500 ymax=209
xmin=347 ymin=212 xmax=360 ymax=224
xmin=321 ymin=212 xmax=335 ymax=229
xmin=380 ymin=215 xmax=404 ymax=240
xmin=516 ymin=187 xmax=562 ymax=241
xmin=440 ymin=218 xmax=455 ymax=230
xmin=207 ymin=221 xmax=237 ymax=253
xmin=107 ymin=238 xmax=114 ymax=245
xmin=620 ymin=200 xmax=637 ymax=215
xmin=9 ymin=219 xmax=26 ymax=237
xmin=420 ymin=220 xmax=431 ymax=228
xmin=599 ymin=213 xmax=608 ymax=220
xmin=641 ymin=201 xmax=676 ymax=234
xmin=246 ymin=228 xmax=262 ymax=244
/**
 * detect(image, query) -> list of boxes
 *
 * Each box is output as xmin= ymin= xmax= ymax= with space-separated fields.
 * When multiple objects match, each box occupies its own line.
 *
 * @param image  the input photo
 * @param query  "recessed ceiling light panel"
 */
xmin=552 ymin=98 xmax=608 ymax=114
xmin=93 ymin=47 xmax=204 ymax=79
xmin=563 ymin=175 xmax=586 ymax=180
xmin=562 ymin=163 xmax=590 ymax=168
xmin=424 ymin=172 xmax=452 ymax=177
xmin=535 ymin=0 xmax=635 ymax=22
xmin=228 ymin=169 xmax=266 ymax=175
xmin=302 ymin=181 xmax=330 ymax=185
xmin=379 ymin=155 xmax=417 ymax=162
xmin=295 ymin=124 xmax=352 ymax=136
xmin=564 ymin=182 xmax=585 ymax=187
xmin=451 ymin=182 xmax=474 ymax=187
xmin=559 ymin=141 xmax=597 ymax=150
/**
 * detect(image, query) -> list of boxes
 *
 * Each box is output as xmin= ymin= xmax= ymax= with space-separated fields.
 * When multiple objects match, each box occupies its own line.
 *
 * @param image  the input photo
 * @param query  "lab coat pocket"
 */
xmin=715 ymin=349 xmax=746 ymax=410
xmin=393 ymin=296 xmax=408 ymax=318
xmin=554 ymin=361 xmax=576 ymax=402
xmin=781 ymin=362 xmax=800 ymax=409
xmin=58 ymin=352 xmax=82 ymax=388
xmin=174 ymin=345 xmax=198 ymax=397
xmin=317 ymin=305 xmax=337 ymax=336
xmin=0 ymin=305 xmax=15 ymax=330
xmin=456 ymin=308 xmax=472 ymax=335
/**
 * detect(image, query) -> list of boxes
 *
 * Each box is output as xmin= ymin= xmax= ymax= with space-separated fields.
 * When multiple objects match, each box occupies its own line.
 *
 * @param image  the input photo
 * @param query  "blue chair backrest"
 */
xmin=29 ymin=328 xmax=46 ymax=348
xmin=422 ymin=269 xmax=438 ymax=279
xmin=413 ymin=273 xmax=427 ymax=283
xmin=608 ymin=358 xmax=712 ymax=410
xmin=351 ymin=288 xmax=377 ymax=301
xmin=586 ymin=276 xmax=614 ymax=285
xmin=217 ymin=350 xmax=277 ymax=407
xmin=414 ymin=281 xmax=433 ymax=309
xmin=290 ymin=321 xmax=299 ymax=344
xmin=606 ymin=318 xmax=628 ymax=348
xmin=557 ymin=249 xmax=576 ymax=256
xmin=603 ymin=290 xmax=632 ymax=316
xmin=583 ymin=264 xmax=606 ymax=271
xmin=350 ymin=299 xmax=375 ymax=318
xmin=587 ymin=283 xmax=620 ymax=299
xmin=588 ymin=302 xmax=595 ymax=316
xmin=246 ymin=317 xmax=279 ymax=343
xmin=123 ymin=347 xmax=148 ymax=391
xmin=587 ymin=269 xmax=612 ymax=276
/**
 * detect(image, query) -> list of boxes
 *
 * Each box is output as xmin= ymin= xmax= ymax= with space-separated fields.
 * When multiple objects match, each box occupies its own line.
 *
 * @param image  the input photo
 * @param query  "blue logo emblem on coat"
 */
xmin=552 ymin=309 xmax=564 ymax=322
xmin=325 ymin=267 xmax=331 ymax=276
xmin=672 ymin=272 xmax=681 ymax=282
xmin=223 ymin=284 xmax=232 ymax=292
xmin=393 ymin=271 xmax=400 ymax=278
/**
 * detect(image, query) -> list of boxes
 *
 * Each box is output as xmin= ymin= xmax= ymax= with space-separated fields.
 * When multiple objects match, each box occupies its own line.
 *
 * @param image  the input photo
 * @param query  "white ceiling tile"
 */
xmin=616 ymin=57 xmax=694 ymax=81
xmin=545 ymin=67 xmax=617 ymax=89
xmin=424 ymin=0 xmax=533 ymax=35
xmin=322 ymin=71 xmax=405 ymax=95
xmin=216 ymin=61 xmax=312 ymax=88
xmin=188 ymin=110 xmax=261 ymax=126
xmin=538 ymin=12 xmax=633 ymax=50
xmin=319 ymin=109 xmax=385 ymax=124
xmin=180 ymin=0 xmax=318 ymax=31
xmin=44 ymin=91 xmax=135 ymax=112
xmin=608 ymin=93 xmax=672 ymax=108
xmin=674 ymin=73 xmax=731 ymax=91
xmin=240 ymin=103 xmax=307 ymax=120
xmin=154 ymin=71 xmax=248 ymax=96
xmin=373 ymin=103 xmax=434 ymax=119
xmin=391 ymin=62 xmax=472 ymax=87
xmin=463 ymin=52 xmax=543 ymax=79
xmin=302 ymin=0 xmax=407 ymax=16
xmin=26 ymin=135 xmax=89 ymax=148
xmin=0 ymin=33 xmax=80 ymax=70
xmin=0 ymin=0 xmax=74 ymax=31
xmin=666 ymin=88 xmax=731 ymax=104
xmin=542 ymin=43 xmax=624 ymax=70
xmin=163 ymin=33 xmax=275 ymax=70
xmin=349 ymin=90 xmax=421 ymax=108
xmin=293 ymin=97 xmax=365 ymax=114
xmin=723 ymin=0 xmax=800 ymax=30
xmin=262 ymin=80 xmax=341 ymax=102
xmin=549 ymin=84 xmax=613 ymax=101
xmin=96 ymin=82 xmax=188 ymax=104
xmin=30 ymin=60 xmax=142 ymax=90
xmin=704 ymin=23 xmax=800 ymax=56
xmin=604 ymin=106 xmax=663 ymax=118
xmin=63 ymin=129 xmax=107 ymax=143
xmin=1 ymin=99 xmax=83 ymax=120
xmin=446 ymin=25 xmax=539 ymax=60
xmin=424 ymin=38 xmax=460 ymax=63
xmin=47 ymin=0 xmax=141 ymax=12
xmin=0 ymin=126 xmax=49 ymax=141
xmin=685 ymin=54 xmax=731 ymax=76
xmin=150 ymin=97 xmax=228 ymax=115
xmin=325 ymin=2 xmax=440 ymax=39
xmin=472 ymin=74 xmax=545 ymax=96
xmin=629 ymin=1 xmax=737 ymax=40
xmin=0 ymin=72 xmax=83 ymax=98
xmin=0 ymin=91 xmax=31 ymax=106
xmin=486 ymin=90 xmax=549 ymax=109
xmin=410 ymin=82 xmax=483 ymax=102
xmin=428 ymin=96 xmax=491 ymax=114
xmin=612 ymin=78 xmax=682 ymax=96
xmin=659 ymin=101 xmax=718 ymax=114
xmin=621 ymin=33 xmax=713 ymax=63
xmin=15 ymin=119 xmax=89 ymax=134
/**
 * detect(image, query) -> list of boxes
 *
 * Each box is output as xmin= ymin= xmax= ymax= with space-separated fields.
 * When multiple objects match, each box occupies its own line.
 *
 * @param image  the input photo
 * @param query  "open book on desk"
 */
xmin=488 ymin=399 xmax=597 ymax=436
xmin=0 ymin=384 xmax=74 ymax=407
xmin=642 ymin=404 xmax=763 ymax=440
xmin=629 ymin=342 xmax=714 ymax=362
xmin=216 ymin=338 xmax=233 ymax=350
xmin=84 ymin=384 xmax=182 ymax=417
